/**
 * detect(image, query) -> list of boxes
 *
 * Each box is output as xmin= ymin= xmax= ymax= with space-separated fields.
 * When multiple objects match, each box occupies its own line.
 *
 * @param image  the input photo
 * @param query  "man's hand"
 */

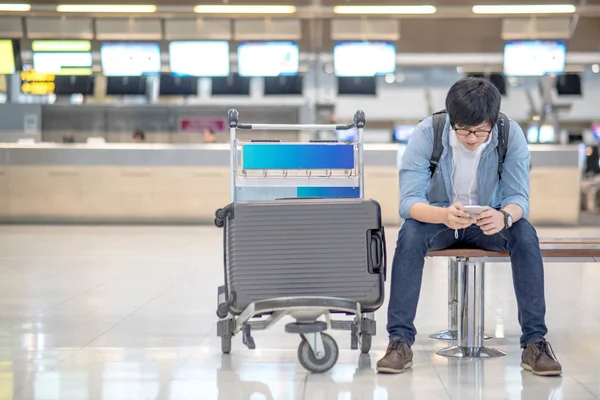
xmin=443 ymin=203 xmax=475 ymax=230
xmin=476 ymin=207 xmax=505 ymax=235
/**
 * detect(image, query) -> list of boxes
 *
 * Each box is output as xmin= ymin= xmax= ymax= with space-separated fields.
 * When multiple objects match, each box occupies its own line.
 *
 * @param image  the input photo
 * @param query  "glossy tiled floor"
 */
xmin=1 ymin=225 xmax=600 ymax=400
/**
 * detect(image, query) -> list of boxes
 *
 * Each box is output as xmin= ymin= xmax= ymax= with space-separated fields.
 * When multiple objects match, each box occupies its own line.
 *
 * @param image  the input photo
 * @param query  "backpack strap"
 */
xmin=430 ymin=109 xmax=447 ymax=177
xmin=496 ymin=112 xmax=510 ymax=180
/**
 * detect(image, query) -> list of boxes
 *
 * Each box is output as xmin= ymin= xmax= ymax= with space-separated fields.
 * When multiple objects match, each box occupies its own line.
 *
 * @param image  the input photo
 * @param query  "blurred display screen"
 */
xmin=334 ymin=41 xmax=396 ymax=77
xmin=33 ymin=52 xmax=92 ymax=76
xmin=526 ymin=126 xmax=535 ymax=143
xmin=21 ymin=71 xmax=55 ymax=95
xmin=106 ymin=76 xmax=147 ymax=95
xmin=101 ymin=42 xmax=161 ymax=76
xmin=32 ymin=40 xmax=92 ymax=75
xmin=169 ymin=41 xmax=230 ymax=77
xmin=393 ymin=125 xmax=415 ymax=143
xmin=159 ymin=74 xmax=198 ymax=96
xmin=592 ymin=124 xmax=600 ymax=141
xmin=503 ymin=40 xmax=566 ymax=77
xmin=54 ymin=75 xmax=95 ymax=95
xmin=335 ymin=127 xmax=357 ymax=142
xmin=32 ymin=40 xmax=91 ymax=52
xmin=337 ymin=76 xmax=377 ymax=95
xmin=0 ymin=40 xmax=16 ymax=74
xmin=527 ymin=125 xmax=556 ymax=143
xmin=237 ymin=41 xmax=299 ymax=77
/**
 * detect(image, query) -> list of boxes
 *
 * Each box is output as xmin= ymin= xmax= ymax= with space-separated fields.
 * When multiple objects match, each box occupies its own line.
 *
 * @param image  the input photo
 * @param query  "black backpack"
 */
xmin=429 ymin=109 xmax=510 ymax=180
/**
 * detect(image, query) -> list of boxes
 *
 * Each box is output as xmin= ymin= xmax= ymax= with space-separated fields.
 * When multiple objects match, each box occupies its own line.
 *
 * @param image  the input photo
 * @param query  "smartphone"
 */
xmin=463 ymin=205 xmax=485 ymax=218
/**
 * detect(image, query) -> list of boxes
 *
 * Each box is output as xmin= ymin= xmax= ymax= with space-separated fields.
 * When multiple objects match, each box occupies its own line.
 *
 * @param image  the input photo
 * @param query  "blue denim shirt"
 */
xmin=399 ymin=114 xmax=530 ymax=220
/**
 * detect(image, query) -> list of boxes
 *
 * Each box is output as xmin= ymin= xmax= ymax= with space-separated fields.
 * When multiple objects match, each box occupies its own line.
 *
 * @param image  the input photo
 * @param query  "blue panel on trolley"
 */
xmin=297 ymin=186 xmax=360 ymax=198
xmin=242 ymin=144 xmax=355 ymax=170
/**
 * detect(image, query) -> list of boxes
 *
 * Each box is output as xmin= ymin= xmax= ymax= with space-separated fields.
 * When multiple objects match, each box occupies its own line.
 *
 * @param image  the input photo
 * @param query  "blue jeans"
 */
xmin=387 ymin=218 xmax=548 ymax=348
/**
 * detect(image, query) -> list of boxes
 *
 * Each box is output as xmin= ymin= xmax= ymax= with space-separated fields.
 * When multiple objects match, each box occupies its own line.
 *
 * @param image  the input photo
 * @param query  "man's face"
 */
xmin=453 ymin=122 xmax=492 ymax=151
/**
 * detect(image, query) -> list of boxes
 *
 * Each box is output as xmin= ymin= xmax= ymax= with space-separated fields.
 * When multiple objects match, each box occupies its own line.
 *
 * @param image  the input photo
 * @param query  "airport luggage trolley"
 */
xmin=213 ymin=109 xmax=383 ymax=373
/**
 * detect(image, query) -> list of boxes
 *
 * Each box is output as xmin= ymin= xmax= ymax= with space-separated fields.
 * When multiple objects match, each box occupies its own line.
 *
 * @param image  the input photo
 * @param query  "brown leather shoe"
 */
xmin=376 ymin=339 xmax=413 ymax=374
xmin=521 ymin=340 xmax=562 ymax=376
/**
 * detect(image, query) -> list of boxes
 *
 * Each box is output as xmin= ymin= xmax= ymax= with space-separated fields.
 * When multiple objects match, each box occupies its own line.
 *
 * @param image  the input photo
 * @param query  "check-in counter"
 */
xmin=527 ymin=145 xmax=583 ymax=225
xmin=0 ymin=143 xmax=581 ymax=226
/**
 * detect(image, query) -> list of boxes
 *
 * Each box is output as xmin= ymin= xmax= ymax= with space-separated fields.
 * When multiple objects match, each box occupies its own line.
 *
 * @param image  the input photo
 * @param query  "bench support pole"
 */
xmin=437 ymin=259 xmax=505 ymax=358
xmin=429 ymin=258 xmax=459 ymax=340
xmin=430 ymin=257 xmax=493 ymax=342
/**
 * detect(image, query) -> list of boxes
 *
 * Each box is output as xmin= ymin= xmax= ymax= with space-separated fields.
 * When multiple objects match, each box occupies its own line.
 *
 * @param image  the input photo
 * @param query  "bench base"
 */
xmin=429 ymin=329 xmax=458 ymax=341
xmin=430 ymin=329 xmax=493 ymax=341
xmin=437 ymin=345 xmax=506 ymax=358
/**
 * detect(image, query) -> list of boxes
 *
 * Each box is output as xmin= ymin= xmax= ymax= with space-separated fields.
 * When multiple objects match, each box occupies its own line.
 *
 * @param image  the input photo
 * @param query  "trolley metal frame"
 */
xmin=214 ymin=109 xmax=378 ymax=373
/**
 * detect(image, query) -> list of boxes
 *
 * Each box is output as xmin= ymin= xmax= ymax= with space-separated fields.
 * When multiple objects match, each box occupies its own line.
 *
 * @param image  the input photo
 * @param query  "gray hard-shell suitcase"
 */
xmin=214 ymin=197 xmax=387 ymax=316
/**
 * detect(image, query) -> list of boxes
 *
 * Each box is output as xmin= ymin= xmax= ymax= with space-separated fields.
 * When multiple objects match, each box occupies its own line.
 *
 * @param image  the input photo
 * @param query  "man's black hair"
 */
xmin=445 ymin=77 xmax=501 ymax=128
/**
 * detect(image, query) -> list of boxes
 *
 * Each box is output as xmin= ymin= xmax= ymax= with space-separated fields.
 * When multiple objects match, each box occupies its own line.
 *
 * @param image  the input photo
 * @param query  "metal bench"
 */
xmin=426 ymin=239 xmax=600 ymax=358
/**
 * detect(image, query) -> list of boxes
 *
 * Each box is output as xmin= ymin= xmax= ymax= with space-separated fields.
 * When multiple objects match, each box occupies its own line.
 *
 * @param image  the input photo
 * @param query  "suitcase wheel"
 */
xmin=221 ymin=334 xmax=232 ymax=354
xmin=297 ymin=333 xmax=339 ymax=373
xmin=215 ymin=208 xmax=227 ymax=220
xmin=214 ymin=218 xmax=225 ymax=228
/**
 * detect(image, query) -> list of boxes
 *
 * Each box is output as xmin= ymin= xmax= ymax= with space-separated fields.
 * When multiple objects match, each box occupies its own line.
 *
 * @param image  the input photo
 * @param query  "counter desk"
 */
xmin=0 ymin=143 xmax=581 ymax=226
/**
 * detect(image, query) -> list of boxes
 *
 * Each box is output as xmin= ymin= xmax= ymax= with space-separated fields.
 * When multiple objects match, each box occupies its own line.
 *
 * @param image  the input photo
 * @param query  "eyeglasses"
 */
xmin=453 ymin=125 xmax=492 ymax=138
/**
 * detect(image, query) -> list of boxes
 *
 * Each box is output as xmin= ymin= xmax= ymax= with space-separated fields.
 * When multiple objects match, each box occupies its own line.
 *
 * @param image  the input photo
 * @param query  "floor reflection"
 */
xmin=0 ymin=335 xmax=597 ymax=399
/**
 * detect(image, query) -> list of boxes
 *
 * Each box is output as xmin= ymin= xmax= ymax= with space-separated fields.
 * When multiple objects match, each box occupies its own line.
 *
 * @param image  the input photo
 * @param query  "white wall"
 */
xmin=313 ymin=67 xmax=600 ymax=122
xmin=336 ymin=88 xmax=428 ymax=121
xmin=335 ymin=76 xmax=600 ymax=122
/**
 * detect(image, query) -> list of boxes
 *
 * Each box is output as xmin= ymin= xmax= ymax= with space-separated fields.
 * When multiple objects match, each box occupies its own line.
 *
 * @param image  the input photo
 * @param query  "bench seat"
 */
xmin=427 ymin=240 xmax=600 ymax=260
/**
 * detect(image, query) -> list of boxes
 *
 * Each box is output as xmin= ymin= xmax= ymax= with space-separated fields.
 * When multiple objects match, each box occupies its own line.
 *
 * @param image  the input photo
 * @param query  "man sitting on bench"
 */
xmin=376 ymin=77 xmax=562 ymax=376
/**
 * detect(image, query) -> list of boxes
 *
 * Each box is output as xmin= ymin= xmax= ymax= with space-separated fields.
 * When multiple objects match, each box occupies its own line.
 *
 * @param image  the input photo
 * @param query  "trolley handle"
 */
xmin=228 ymin=108 xmax=366 ymax=202
xmin=228 ymin=109 xmax=365 ymax=131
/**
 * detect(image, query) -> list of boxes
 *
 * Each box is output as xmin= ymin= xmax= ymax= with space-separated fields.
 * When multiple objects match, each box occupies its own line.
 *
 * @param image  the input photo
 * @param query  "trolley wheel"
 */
xmin=214 ymin=218 xmax=224 ymax=228
xmin=297 ymin=333 xmax=339 ymax=373
xmin=221 ymin=334 xmax=232 ymax=355
xmin=360 ymin=333 xmax=372 ymax=354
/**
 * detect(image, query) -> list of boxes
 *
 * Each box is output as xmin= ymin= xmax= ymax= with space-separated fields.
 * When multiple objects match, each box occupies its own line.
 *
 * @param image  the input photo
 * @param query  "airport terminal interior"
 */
xmin=1 ymin=0 xmax=600 ymax=399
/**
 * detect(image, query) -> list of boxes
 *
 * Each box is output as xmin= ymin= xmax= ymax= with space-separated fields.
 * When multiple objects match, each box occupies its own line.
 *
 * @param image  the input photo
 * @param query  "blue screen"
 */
xmin=592 ymin=124 xmax=600 ymax=141
xmin=393 ymin=125 xmax=415 ymax=143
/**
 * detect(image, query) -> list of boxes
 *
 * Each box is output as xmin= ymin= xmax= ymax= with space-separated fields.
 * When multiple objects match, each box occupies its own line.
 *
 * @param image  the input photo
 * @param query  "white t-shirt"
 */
xmin=450 ymin=130 xmax=491 ymax=206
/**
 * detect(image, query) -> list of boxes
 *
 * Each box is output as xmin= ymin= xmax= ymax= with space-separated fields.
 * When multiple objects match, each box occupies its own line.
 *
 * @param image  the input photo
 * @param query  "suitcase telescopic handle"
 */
xmin=367 ymin=228 xmax=387 ymax=278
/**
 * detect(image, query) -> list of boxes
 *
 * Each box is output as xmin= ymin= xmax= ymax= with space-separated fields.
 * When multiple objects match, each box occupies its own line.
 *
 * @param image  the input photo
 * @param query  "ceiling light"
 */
xmin=194 ymin=5 xmax=296 ymax=14
xmin=56 ymin=4 xmax=157 ymax=13
xmin=0 ymin=4 xmax=31 ymax=11
xmin=472 ymin=4 xmax=576 ymax=14
xmin=333 ymin=5 xmax=436 ymax=14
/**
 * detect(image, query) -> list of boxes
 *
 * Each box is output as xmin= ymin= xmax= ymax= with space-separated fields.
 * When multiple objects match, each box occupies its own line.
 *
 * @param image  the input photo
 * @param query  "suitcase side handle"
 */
xmin=367 ymin=228 xmax=386 ymax=277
